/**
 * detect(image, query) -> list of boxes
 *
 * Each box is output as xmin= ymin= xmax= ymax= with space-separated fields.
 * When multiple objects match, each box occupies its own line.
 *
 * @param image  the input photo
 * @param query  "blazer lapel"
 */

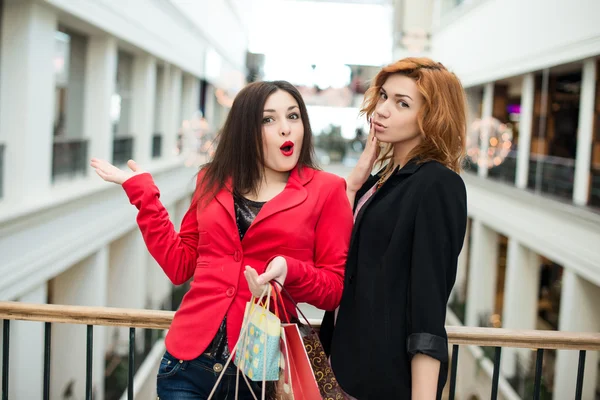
xmin=214 ymin=178 xmax=236 ymax=227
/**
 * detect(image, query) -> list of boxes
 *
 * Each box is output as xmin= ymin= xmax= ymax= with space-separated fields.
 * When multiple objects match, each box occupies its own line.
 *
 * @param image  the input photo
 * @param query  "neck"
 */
xmin=262 ymin=167 xmax=290 ymax=187
xmin=392 ymin=137 xmax=422 ymax=169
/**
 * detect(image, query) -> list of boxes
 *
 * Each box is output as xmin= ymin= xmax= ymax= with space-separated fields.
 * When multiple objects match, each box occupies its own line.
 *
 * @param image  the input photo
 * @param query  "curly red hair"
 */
xmin=361 ymin=57 xmax=467 ymax=173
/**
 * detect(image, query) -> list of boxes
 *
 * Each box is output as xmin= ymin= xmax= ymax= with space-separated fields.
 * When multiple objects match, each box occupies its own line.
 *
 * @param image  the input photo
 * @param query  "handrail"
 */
xmin=1 ymin=301 xmax=599 ymax=350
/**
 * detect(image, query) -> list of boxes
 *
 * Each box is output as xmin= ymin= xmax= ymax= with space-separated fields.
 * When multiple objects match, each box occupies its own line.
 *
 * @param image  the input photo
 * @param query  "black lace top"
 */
xmin=202 ymin=193 xmax=266 ymax=359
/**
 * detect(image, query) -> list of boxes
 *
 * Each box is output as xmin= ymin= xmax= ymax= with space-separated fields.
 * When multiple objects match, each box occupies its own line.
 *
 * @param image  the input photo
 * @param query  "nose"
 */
xmin=375 ymin=101 xmax=390 ymax=119
xmin=280 ymin=120 xmax=291 ymax=136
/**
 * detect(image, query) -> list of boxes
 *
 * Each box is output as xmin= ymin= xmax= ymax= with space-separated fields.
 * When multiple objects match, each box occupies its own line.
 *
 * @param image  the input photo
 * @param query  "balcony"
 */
xmin=1 ymin=302 xmax=599 ymax=400
xmin=0 ymin=144 xmax=4 ymax=199
xmin=113 ymin=137 xmax=134 ymax=166
xmin=52 ymin=138 xmax=89 ymax=182
xmin=527 ymin=154 xmax=576 ymax=201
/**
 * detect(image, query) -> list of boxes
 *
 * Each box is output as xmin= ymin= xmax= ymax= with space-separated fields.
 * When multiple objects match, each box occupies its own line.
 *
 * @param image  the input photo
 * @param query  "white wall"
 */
xmin=463 ymin=174 xmax=600 ymax=288
xmin=432 ymin=0 xmax=600 ymax=86
xmin=44 ymin=0 xmax=248 ymax=91
xmin=0 ymin=164 xmax=194 ymax=301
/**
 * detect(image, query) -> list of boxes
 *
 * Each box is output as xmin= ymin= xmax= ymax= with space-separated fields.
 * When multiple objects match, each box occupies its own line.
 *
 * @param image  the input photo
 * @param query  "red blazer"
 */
xmin=122 ymin=167 xmax=353 ymax=360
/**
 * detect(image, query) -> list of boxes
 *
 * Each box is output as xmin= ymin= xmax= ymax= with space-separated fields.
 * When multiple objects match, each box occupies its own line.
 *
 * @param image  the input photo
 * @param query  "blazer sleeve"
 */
xmin=278 ymin=177 xmax=353 ymax=311
xmin=407 ymin=173 xmax=467 ymax=363
xmin=122 ymin=172 xmax=199 ymax=285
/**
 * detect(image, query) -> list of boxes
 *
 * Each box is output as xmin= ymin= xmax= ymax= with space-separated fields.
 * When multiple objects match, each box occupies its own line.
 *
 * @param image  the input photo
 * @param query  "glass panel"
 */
xmin=528 ymin=67 xmax=581 ymax=201
xmin=487 ymin=80 xmax=520 ymax=185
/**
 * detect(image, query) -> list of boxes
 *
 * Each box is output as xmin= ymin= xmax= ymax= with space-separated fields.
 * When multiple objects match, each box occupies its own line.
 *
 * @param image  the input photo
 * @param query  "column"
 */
xmin=515 ymin=73 xmax=535 ymax=189
xmin=478 ymin=83 xmax=494 ymax=178
xmin=573 ymin=59 xmax=597 ymax=206
xmin=84 ymin=36 xmax=117 ymax=169
xmin=131 ymin=54 xmax=157 ymax=165
xmin=501 ymin=239 xmax=541 ymax=377
xmin=162 ymin=66 xmax=182 ymax=158
xmin=554 ymin=270 xmax=600 ymax=400
xmin=465 ymin=220 xmax=498 ymax=327
xmin=50 ymin=248 xmax=108 ymax=400
xmin=8 ymin=284 xmax=47 ymax=399
xmin=0 ymin=1 xmax=57 ymax=203
xmin=108 ymin=230 xmax=147 ymax=353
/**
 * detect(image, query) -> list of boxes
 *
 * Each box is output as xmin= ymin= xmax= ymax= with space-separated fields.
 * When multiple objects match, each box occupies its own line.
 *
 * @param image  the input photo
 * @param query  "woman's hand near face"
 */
xmin=346 ymin=121 xmax=380 ymax=204
xmin=90 ymin=158 xmax=146 ymax=185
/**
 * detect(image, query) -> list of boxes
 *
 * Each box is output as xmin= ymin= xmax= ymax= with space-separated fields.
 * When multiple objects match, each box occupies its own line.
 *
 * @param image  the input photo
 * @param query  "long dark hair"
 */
xmin=194 ymin=80 xmax=318 ymax=206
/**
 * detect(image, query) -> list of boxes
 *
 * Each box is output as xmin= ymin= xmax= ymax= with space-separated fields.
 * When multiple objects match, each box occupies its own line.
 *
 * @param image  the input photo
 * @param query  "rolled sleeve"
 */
xmin=407 ymin=173 xmax=467 ymax=363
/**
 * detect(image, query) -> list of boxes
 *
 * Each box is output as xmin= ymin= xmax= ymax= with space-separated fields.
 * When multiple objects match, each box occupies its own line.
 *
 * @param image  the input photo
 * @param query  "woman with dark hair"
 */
xmin=321 ymin=57 xmax=469 ymax=399
xmin=91 ymin=80 xmax=353 ymax=399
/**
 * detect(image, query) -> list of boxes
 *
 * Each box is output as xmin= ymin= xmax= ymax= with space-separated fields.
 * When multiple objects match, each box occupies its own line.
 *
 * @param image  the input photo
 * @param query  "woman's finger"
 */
xmin=94 ymin=169 xmax=110 ymax=181
xmin=245 ymin=266 xmax=266 ymax=296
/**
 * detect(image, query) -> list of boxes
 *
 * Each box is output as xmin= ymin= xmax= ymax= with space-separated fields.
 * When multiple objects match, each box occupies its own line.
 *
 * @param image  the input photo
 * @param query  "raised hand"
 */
xmin=90 ymin=158 xmax=146 ymax=185
xmin=244 ymin=256 xmax=288 ymax=298
xmin=346 ymin=120 xmax=381 ymax=193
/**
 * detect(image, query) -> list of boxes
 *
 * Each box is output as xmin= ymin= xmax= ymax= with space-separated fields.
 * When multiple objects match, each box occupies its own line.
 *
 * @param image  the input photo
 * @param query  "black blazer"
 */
xmin=320 ymin=159 xmax=467 ymax=399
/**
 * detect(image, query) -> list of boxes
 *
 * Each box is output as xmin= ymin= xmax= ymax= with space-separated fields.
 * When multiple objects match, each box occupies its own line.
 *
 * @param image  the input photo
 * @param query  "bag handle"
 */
xmin=271 ymin=283 xmax=290 ymax=323
xmin=207 ymin=284 xmax=273 ymax=400
xmin=271 ymin=280 xmax=317 ymax=333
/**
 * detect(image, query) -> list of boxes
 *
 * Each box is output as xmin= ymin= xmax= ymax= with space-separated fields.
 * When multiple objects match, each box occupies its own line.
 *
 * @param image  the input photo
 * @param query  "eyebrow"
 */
xmin=381 ymin=87 xmax=413 ymax=101
xmin=263 ymin=105 xmax=299 ymax=113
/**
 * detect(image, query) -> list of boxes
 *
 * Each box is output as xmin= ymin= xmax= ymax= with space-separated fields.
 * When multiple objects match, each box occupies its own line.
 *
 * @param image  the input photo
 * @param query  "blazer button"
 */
xmin=226 ymin=287 xmax=236 ymax=297
xmin=233 ymin=250 xmax=241 ymax=262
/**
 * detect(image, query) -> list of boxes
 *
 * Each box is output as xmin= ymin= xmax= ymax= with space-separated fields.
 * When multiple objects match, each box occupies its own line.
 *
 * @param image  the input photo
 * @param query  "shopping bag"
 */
xmin=234 ymin=283 xmax=281 ymax=382
xmin=275 ymin=324 xmax=295 ymax=400
xmin=273 ymin=281 xmax=349 ymax=400
xmin=270 ymin=283 xmax=320 ymax=400
xmin=208 ymin=284 xmax=278 ymax=400
xmin=283 ymin=323 xmax=322 ymax=399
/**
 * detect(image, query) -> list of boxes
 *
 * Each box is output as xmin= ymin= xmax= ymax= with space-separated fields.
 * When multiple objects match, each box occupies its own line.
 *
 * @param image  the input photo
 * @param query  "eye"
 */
xmin=398 ymin=101 xmax=409 ymax=108
xmin=288 ymin=113 xmax=300 ymax=120
xmin=262 ymin=116 xmax=274 ymax=124
xmin=379 ymin=90 xmax=387 ymax=100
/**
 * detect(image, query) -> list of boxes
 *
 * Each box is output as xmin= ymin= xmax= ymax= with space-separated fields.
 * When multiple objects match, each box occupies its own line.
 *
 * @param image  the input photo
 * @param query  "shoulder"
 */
xmin=416 ymin=161 xmax=466 ymax=195
xmin=311 ymin=169 xmax=346 ymax=187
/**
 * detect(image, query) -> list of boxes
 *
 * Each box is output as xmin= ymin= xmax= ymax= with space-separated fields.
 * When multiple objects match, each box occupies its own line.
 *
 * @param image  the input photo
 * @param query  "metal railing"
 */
xmin=0 ymin=144 xmax=4 ymax=199
xmin=152 ymin=133 xmax=162 ymax=159
xmin=487 ymin=151 xmax=517 ymax=185
xmin=113 ymin=137 xmax=134 ymax=166
xmin=527 ymin=154 xmax=576 ymax=200
xmin=52 ymin=138 xmax=89 ymax=182
xmin=1 ymin=302 xmax=599 ymax=400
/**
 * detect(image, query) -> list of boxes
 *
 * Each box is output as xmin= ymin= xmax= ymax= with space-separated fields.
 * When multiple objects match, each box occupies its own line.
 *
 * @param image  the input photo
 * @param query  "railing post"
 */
xmin=575 ymin=350 xmax=587 ymax=400
xmin=490 ymin=347 xmax=501 ymax=400
xmin=2 ymin=320 xmax=9 ymax=400
xmin=449 ymin=344 xmax=459 ymax=400
xmin=43 ymin=322 xmax=51 ymax=400
xmin=533 ymin=348 xmax=544 ymax=400
xmin=128 ymin=327 xmax=135 ymax=399
xmin=85 ymin=325 xmax=93 ymax=400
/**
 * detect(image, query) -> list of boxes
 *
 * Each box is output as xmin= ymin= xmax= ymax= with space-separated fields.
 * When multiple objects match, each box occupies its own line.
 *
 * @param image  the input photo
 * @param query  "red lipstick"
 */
xmin=280 ymin=141 xmax=294 ymax=157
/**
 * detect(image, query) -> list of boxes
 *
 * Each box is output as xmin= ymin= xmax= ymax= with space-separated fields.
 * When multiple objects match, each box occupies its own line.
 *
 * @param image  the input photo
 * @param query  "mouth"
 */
xmin=280 ymin=141 xmax=294 ymax=157
xmin=373 ymin=120 xmax=386 ymax=132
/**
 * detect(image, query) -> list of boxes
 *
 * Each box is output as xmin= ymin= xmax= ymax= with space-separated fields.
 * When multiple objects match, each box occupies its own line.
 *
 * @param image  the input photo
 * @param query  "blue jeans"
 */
xmin=157 ymin=351 xmax=263 ymax=400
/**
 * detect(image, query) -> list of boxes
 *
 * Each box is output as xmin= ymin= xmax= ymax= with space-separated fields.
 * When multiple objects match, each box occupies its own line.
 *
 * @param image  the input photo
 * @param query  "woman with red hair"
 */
xmin=322 ymin=57 xmax=468 ymax=399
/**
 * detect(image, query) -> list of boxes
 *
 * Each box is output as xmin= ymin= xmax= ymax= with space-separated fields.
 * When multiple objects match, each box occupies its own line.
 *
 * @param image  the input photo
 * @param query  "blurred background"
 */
xmin=0 ymin=0 xmax=599 ymax=399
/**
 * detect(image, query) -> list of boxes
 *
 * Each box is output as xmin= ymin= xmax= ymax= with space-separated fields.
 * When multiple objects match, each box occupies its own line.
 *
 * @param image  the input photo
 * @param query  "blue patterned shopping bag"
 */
xmin=234 ymin=284 xmax=281 ymax=381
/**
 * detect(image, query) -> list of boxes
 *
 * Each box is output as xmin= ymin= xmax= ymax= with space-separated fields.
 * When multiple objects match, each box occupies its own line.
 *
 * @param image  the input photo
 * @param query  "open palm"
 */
xmin=90 ymin=158 xmax=146 ymax=185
